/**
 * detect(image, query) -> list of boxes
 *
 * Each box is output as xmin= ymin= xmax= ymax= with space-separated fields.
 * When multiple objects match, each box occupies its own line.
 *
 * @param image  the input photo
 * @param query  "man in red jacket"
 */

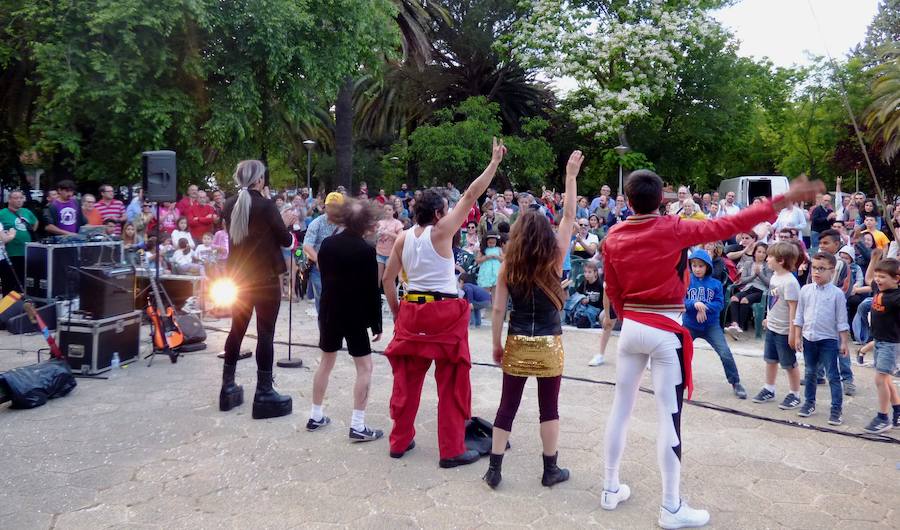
xmin=186 ymin=190 xmax=218 ymax=241
xmin=598 ymin=170 xmax=821 ymax=529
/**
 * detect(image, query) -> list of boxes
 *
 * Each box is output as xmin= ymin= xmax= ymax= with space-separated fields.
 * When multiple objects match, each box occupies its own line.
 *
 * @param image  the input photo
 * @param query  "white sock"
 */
xmin=764 ymin=384 xmax=776 ymax=393
xmin=310 ymin=404 xmax=323 ymax=421
xmin=351 ymin=409 xmax=365 ymax=431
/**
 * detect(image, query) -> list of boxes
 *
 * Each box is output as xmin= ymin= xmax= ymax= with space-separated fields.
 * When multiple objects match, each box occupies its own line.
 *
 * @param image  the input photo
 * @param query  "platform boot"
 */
xmin=252 ymin=370 xmax=292 ymax=419
xmin=219 ymin=364 xmax=244 ymax=411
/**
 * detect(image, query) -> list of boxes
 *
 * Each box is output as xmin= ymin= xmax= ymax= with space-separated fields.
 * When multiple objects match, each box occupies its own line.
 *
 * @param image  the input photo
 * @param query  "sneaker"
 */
xmin=600 ymin=484 xmax=631 ymax=510
xmin=349 ymin=426 xmax=384 ymax=443
xmin=751 ymin=388 xmax=775 ymax=403
xmin=658 ymin=500 xmax=710 ymax=529
xmin=817 ymin=378 xmax=827 ymax=385
xmin=863 ymin=415 xmax=891 ymax=434
xmin=797 ymin=402 xmax=815 ymax=417
xmin=856 ymin=353 xmax=865 ymax=365
xmin=893 ymin=413 xmax=900 ymax=429
xmin=843 ymin=381 xmax=857 ymax=396
xmin=588 ymin=354 xmax=605 ymax=366
xmin=778 ymin=394 xmax=801 ymax=410
xmin=306 ymin=416 xmax=331 ymax=431
xmin=827 ymin=411 xmax=843 ymax=426
xmin=732 ymin=383 xmax=747 ymax=400
xmin=724 ymin=325 xmax=742 ymax=340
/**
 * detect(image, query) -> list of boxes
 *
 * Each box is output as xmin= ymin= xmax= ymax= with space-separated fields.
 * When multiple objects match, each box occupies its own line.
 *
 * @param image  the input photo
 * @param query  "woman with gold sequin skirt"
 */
xmin=483 ymin=151 xmax=585 ymax=490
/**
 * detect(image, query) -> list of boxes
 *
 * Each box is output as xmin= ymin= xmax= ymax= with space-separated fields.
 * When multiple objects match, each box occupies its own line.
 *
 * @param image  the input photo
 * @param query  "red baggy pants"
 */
xmin=385 ymin=299 xmax=472 ymax=459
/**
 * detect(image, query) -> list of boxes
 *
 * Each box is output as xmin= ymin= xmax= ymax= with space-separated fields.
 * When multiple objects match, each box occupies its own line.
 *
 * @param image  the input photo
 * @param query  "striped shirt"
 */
xmin=94 ymin=199 xmax=125 ymax=234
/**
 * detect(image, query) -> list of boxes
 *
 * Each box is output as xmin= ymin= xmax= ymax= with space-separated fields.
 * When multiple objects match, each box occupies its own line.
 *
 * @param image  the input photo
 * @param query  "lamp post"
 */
xmin=614 ymin=145 xmax=630 ymax=196
xmin=303 ymin=140 xmax=316 ymax=193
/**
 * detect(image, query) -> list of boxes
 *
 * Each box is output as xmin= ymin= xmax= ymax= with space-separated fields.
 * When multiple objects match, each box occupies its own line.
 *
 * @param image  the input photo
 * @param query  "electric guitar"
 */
xmin=146 ymin=276 xmax=183 ymax=363
xmin=23 ymin=300 xmax=64 ymax=360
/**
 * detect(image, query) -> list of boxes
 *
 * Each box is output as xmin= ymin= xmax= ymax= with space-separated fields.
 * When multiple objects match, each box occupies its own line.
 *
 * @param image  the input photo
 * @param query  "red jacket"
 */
xmin=185 ymin=203 xmax=218 ymax=241
xmin=602 ymin=199 xmax=779 ymax=316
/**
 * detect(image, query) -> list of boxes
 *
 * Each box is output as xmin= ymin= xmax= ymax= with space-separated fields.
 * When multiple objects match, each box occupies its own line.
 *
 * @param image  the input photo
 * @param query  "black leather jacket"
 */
xmin=223 ymin=189 xmax=292 ymax=284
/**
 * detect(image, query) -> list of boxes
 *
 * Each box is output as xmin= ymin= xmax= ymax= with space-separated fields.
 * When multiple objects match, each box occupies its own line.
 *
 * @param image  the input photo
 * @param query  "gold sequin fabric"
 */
xmin=502 ymin=335 xmax=565 ymax=377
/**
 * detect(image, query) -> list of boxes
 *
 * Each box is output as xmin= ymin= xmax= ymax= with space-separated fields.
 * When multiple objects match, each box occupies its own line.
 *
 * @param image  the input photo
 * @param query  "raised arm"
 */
xmin=433 ymin=138 xmax=506 ymax=241
xmin=556 ymin=151 xmax=584 ymax=258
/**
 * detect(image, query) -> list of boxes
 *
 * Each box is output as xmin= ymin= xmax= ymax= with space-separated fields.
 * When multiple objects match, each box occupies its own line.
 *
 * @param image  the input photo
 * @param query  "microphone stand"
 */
xmin=276 ymin=237 xmax=302 ymax=368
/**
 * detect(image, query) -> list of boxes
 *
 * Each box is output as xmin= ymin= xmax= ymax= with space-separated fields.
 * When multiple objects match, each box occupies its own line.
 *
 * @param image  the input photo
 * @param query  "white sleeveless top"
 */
xmin=401 ymin=225 xmax=457 ymax=295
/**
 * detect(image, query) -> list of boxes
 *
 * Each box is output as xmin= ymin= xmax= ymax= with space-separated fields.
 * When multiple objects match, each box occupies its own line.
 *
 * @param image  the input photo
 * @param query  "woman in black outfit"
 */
xmin=219 ymin=160 xmax=293 ymax=419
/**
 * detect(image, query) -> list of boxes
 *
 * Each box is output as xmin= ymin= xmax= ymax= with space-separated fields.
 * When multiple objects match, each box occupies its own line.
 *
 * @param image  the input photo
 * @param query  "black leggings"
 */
xmin=493 ymin=372 xmax=562 ymax=431
xmin=729 ymin=286 xmax=763 ymax=330
xmin=224 ymin=280 xmax=281 ymax=370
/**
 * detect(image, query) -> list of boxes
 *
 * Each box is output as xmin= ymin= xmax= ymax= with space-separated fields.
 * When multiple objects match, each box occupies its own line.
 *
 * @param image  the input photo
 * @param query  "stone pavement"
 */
xmin=1 ymin=300 xmax=898 ymax=529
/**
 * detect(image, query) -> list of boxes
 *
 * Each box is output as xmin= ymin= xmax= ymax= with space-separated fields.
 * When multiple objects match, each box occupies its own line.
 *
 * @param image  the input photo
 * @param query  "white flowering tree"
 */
xmin=506 ymin=0 xmax=719 ymax=142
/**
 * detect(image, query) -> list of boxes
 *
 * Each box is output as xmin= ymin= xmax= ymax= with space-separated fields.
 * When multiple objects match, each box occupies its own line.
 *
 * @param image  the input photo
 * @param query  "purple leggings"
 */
xmin=493 ymin=373 xmax=562 ymax=431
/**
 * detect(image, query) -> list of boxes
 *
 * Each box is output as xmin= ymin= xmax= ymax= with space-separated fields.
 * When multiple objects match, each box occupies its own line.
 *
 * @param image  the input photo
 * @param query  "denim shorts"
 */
xmin=764 ymin=330 xmax=797 ymax=369
xmin=873 ymin=341 xmax=898 ymax=374
xmin=376 ymin=254 xmax=389 ymax=265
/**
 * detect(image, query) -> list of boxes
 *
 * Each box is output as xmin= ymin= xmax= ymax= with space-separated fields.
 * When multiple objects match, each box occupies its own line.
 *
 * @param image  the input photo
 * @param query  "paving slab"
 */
xmin=0 ymin=299 xmax=898 ymax=529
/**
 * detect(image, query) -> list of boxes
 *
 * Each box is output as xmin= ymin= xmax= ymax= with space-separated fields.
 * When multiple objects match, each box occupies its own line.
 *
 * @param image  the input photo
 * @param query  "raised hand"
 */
xmin=491 ymin=137 xmax=507 ymax=164
xmin=566 ymin=150 xmax=585 ymax=178
xmin=774 ymin=174 xmax=825 ymax=210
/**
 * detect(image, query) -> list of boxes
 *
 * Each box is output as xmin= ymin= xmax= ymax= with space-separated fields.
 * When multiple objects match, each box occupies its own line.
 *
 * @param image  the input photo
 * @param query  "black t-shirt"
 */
xmin=871 ymin=287 xmax=900 ymax=343
xmin=577 ymin=278 xmax=603 ymax=308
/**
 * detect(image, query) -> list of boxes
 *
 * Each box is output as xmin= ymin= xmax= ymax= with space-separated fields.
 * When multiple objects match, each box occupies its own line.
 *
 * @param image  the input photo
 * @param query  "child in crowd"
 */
xmin=863 ymin=256 xmax=900 ymax=433
xmin=752 ymin=241 xmax=803 ymax=409
xmin=171 ymin=238 xmax=204 ymax=276
xmin=458 ymin=273 xmax=492 ymax=327
xmin=683 ymin=249 xmax=747 ymax=399
xmin=476 ymin=232 xmax=502 ymax=293
xmin=195 ymin=232 xmax=217 ymax=272
xmin=793 ymin=252 xmax=850 ymax=425
xmin=566 ymin=260 xmax=603 ymax=330
xmin=726 ymin=241 xmax=771 ymax=337
xmin=212 ymin=221 xmax=230 ymax=273
xmin=171 ymin=216 xmax=195 ymax=249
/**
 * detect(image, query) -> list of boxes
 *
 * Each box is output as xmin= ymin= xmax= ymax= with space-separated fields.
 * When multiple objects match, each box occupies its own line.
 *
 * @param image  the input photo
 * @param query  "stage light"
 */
xmin=209 ymin=278 xmax=238 ymax=308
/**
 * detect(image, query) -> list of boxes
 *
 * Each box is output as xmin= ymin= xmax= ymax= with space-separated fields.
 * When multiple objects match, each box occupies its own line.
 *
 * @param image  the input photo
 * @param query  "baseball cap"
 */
xmin=325 ymin=192 xmax=344 ymax=205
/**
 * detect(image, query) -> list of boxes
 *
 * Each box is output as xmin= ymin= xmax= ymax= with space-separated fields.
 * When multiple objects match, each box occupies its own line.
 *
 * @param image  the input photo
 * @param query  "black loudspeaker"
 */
xmin=142 ymin=150 xmax=177 ymax=202
xmin=78 ymin=266 xmax=135 ymax=319
xmin=4 ymin=301 xmax=56 ymax=335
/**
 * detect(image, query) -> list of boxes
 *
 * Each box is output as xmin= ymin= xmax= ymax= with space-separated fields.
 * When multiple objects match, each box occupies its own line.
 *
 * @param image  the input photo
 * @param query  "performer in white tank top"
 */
xmin=381 ymin=138 xmax=507 ymax=468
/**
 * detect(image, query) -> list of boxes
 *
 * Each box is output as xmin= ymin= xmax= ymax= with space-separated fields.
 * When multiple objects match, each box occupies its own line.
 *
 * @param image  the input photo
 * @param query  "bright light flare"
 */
xmin=209 ymin=278 xmax=238 ymax=308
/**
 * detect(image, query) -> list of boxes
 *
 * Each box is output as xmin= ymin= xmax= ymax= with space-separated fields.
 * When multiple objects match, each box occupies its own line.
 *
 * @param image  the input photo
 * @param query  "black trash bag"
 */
xmin=0 ymin=359 xmax=76 ymax=409
xmin=465 ymin=416 xmax=510 ymax=456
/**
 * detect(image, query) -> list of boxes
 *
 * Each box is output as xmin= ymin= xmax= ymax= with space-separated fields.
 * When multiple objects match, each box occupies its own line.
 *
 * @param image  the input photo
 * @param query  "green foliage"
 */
xmin=409 ymin=97 xmax=555 ymax=189
xmin=8 ymin=0 xmax=399 ymax=187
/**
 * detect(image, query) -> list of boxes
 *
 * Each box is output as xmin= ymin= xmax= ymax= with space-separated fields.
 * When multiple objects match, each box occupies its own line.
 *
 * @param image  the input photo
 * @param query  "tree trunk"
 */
xmin=335 ymin=76 xmax=354 ymax=192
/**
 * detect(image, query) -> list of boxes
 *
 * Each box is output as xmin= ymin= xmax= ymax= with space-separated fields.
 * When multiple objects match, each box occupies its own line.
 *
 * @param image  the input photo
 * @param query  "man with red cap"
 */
xmin=382 ymin=138 xmax=506 ymax=468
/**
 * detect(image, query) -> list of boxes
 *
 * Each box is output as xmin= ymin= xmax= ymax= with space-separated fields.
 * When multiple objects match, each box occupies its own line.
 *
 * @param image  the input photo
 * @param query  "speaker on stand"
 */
xmin=142 ymin=151 xmax=177 ymax=203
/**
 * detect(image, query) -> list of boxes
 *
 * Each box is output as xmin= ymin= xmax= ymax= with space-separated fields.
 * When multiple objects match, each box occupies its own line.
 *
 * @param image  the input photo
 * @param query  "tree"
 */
xmin=507 ymin=0 xmax=722 ymax=143
xmin=408 ymin=96 xmax=554 ymax=188
xmin=864 ymin=45 xmax=900 ymax=163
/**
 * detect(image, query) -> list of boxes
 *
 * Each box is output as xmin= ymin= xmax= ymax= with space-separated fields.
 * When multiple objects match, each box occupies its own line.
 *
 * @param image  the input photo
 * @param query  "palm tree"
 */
xmin=864 ymin=44 xmax=900 ymax=163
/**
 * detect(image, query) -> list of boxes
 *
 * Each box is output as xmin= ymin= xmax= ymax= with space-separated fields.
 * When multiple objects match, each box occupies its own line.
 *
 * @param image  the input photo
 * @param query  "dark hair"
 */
xmin=497 ymin=221 xmax=510 ymax=234
xmin=624 ymin=170 xmax=663 ymax=214
xmin=862 ymin=199 xmax=880 ymax=215
xmin=819 ymin=229 xmax=841 ymax=244
xmin=504 ymin=211 xmax=565 ymax=310
xmin=811 ymin=252 xmax=837 ymax=267
xmin=414 ymin=188 xmax=447 ymax=226
xmin=57 ymin=179 xmax=76 ymax=191
xmin=336 ymin=199 xmax=377 ymax=237
xmin=741 ymin=231 xmax=758 ymax=241
xmin=863 ymin=213 xmax=877 ymax=220
xmin=873 ymin=258 xmax=899 ymax=277
xmin=458 ymin=272 xmax=476 ymax=284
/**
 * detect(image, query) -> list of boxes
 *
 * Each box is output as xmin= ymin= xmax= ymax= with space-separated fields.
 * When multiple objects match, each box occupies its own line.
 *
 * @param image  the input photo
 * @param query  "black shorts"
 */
xmin=318 ymin=324 xmax=372 ymax=357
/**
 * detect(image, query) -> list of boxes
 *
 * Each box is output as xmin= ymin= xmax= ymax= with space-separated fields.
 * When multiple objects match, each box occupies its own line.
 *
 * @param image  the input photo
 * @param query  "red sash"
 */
xmin=622 ymin=310 xmax=694 ymax=399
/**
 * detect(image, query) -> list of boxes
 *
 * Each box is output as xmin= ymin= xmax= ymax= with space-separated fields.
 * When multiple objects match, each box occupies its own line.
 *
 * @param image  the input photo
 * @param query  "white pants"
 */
xmin=603 ymin=314 xmax=685 ymax=510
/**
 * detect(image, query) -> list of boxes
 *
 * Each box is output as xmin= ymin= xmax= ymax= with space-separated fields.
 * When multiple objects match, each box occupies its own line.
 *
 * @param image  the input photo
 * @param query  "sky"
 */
xmin=713 ymin=0 xmax=880 ymax=67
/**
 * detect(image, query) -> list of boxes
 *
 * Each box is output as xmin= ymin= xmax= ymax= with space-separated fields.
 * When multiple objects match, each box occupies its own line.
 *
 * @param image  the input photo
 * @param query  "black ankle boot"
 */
xmin=252 ymin=370 xmax=292 ymax=419
xmin=541 ymin=452 xmax=570 ymax=487
xmin=219 ymin=364 xmax=244 ymax=411
xmin=482 ymin=453 xmax=504 ymax=489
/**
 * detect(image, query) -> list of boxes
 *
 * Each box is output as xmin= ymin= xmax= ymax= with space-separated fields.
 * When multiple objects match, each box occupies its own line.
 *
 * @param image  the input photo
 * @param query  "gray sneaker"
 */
xmin=349 ymin=426 xmax=384 ymax=443
xmin=828 ymin=411 xmax=843 ymax=426
xmin=797 ymin=402 xmax=815 ymax=417
xmin=732 ymin=383 xmax=747 ymax=400
xmin=843 ymin=381 xmax=857 ymax=396
xmin=751 ymin=388 xmax=775 ymax=403
xmin=778 ymin=393 xmax=801 ymax=410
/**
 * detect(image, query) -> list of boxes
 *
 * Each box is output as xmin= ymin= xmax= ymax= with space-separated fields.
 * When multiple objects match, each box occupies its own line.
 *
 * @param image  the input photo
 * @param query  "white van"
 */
xmin=717 ymin=176 xmax=789 ymax=207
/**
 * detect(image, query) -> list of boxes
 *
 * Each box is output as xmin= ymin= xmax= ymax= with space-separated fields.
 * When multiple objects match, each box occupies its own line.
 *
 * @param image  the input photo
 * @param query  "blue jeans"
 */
xmin=309 ymin=264 xmax=322 ymax=312
xmin=815 ymin=352 xmax=853 ymax=382
xmin=469 ymin=300 xmax=492 ymax=326
xmin=852 ymin=297 xmax=873 ymax=344
xmin=809 ymin=231 xmax=820 ymax=252
xmin=689 ymin=325 xmax=741 ymax=385
xmin=802 ymin=338 xmax=842 ymax=413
